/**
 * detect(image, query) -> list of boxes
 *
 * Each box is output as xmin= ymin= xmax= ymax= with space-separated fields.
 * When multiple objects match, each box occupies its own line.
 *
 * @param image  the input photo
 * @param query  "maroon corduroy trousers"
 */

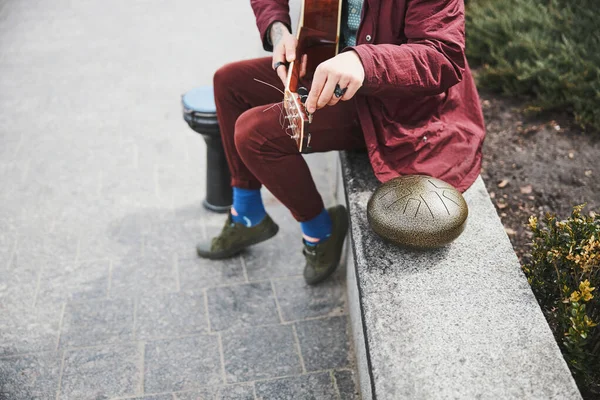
xmin=213 ymin=57 xmax=365 ymax=222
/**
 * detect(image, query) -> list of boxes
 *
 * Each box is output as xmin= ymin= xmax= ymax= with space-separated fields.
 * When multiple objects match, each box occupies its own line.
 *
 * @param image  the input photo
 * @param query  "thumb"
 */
xmin=285 ymin=40 xmax=296 ymax=62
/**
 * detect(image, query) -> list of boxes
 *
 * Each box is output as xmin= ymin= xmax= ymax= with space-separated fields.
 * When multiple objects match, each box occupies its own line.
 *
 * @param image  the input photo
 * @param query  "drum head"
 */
xmin=182 ymin=86 xmax=217 ymax=114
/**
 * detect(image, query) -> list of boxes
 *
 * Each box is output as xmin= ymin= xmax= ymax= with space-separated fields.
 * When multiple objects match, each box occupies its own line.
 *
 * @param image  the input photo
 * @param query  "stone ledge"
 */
xmin=336 ymin=150 xmax=582 ymax=400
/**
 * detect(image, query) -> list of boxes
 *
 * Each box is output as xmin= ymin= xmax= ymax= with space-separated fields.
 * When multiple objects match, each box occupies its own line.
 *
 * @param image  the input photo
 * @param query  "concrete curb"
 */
xmin=336 ymin=151 xmax=582 ymax=400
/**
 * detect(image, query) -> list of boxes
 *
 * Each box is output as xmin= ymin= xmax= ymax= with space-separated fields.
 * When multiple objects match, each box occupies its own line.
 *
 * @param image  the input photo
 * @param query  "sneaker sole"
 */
xmin=196 ymin=224 xmax=279 ymax=260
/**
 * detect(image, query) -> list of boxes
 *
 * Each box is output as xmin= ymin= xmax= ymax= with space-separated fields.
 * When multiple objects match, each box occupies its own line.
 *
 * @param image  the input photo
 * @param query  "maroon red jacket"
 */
xmin=251 ymin=0 xmax=485 ymax=192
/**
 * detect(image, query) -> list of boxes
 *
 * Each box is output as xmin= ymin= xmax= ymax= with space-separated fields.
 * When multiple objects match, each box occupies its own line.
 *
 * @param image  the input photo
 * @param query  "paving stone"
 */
xmin=60 ymin=298 xmax=134 ymax=348
xmin=174 ymin=383 xmax=254 ymax=400
xmin=206 ymin=282 xmax=279 ymax=332
xmin=136 ymin=292 xmax=207 ymax=340
xmin=179 ymin=257 xmax=245 ymax=291
xmin=295 ymin=316 xmax=350 ymax=371
xmin=0 ymin=252 xmax=38 ymax=308
xmin=0 ymin=352 xmax=62 ymax=400
xmin=0 ymin=232 xmax=15 ymax=269
xmin=273 ymin=277 xmax=346 ymax=322
xmin=143 ymin=220 xmax=204 ymax=261
xmin=0 ymin=303 xmax=62 ymax=356
xmin=110 ymin=254 xmax=178 ymax=299
xmin=156 ymin=163 xmax=204 ymax=204
xmin=126 ymin=395 xmax=173 ymax=400
xmin=242 ymin=236 xmax=305 ymax=281
xmin=100 ymin=170 xmax=161 ymax=210
xmin=254 ymin=372 xmax=338 ymax=400
xmin=37 ymin=259 xmax=110 ymax=303
xmin=144 ymin=335 xmax=223 ymax=393
xmin=0 ymin=0 xmax=356 ymax=397
xmin=222 ymin=325 xmax=301 ymax=383
xmin=14 ymin=229 xmax=79 ymax=265
xmin=60 ymin=343 xmax=142 ymax=399
xmin=333 ymin=370 xmax=360 ymax=400
xmin=78 ymin=228 xmax=144 ymax=261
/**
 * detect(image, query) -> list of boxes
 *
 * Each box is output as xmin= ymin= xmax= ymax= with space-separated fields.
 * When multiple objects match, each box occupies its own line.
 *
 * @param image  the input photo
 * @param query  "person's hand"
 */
xmin=270 ymin=22 xmax=297 ymax=85
xmin=305 ymin=51 xmax=364 ymax=113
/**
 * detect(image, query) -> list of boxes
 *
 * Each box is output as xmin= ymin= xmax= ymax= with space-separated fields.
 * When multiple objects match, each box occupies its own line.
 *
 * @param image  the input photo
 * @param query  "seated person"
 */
xmin=196 ymin=0 xmax=485 ymax=285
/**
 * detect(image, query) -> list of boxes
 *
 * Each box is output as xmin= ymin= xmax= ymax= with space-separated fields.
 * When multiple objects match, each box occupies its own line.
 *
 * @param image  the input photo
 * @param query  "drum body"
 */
xmin=182 ymin=86 xmax=232 ymax=213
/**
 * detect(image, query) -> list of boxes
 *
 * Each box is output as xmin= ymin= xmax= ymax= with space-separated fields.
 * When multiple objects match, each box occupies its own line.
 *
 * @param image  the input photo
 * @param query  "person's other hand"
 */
xmin=305 ymin=51 xmax=364 ymax=113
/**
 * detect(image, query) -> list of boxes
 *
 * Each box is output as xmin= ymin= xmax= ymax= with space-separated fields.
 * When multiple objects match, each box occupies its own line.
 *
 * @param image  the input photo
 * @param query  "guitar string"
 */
xmin=252 ymin=55 xmax=310 ymax=140
xmin=252 ymin=77 xmax=294 ymax=137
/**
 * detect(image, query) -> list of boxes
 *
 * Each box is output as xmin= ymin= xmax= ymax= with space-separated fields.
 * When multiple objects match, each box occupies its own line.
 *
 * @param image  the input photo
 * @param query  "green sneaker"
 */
xmin=303 ymin=205 xmax=349 ymax=285
xmin=196 ymin=213 xmax=279 ymax=260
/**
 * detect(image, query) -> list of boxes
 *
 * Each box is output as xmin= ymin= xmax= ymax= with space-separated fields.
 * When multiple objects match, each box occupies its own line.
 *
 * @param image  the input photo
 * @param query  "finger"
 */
xmin=272 ymin=43 xmax=286 ymax=69
xmin=305 ymin=67 xmax=327 ymax=113
xmin=327 ymin=76 xmax=351 ymax=106
xmin=341 ymin=80 xmax=361 ymax=101
xmin=299 ymin=54 xmax=308 ymax=78
xmin=316 ymin=74 xmax=339 ymax=109
xmin=285 ymin=38 xmax=297 ymax=62
xmin=277 ymin=65 xmax=288 ymax=85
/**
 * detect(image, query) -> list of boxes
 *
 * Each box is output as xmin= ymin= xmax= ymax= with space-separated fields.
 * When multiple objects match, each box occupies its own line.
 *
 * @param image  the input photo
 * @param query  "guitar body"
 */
xmin=284 ymin=0 xmax=343 ymax=153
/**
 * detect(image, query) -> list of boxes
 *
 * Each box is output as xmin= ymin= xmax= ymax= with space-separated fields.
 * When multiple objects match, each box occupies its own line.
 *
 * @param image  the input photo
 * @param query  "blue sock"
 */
xmin=300 ymin=208 xmax=332 ymax=246
xmin=231 ymin=187 xmax=266 ymax=227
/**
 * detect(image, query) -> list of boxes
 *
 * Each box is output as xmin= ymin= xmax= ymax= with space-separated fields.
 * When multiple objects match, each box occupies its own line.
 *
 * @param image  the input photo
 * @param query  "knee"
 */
xmin=234 ymin=107 xmax=295 ymax=160
xmin=213 ymin=61 xmax=242 ymax=97
xmin=234 ymin=108 xmax=263 ymax=158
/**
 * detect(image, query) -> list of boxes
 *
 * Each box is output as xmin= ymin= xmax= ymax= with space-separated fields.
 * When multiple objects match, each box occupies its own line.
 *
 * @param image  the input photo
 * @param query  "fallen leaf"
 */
xmin=497 ymin=202 xmax=508 ymax=209
xmin=505 ymin=227 xmax=517 ymax=236
xmin=520 ymin=185 xmax=532 ymax=194
xmin=498 ymin=179 xmax=509 ymax=188
xmin=528 ymin=195 xmax=535 ymax=200
xmin=490 ymin=192 xmax=496 ymax=199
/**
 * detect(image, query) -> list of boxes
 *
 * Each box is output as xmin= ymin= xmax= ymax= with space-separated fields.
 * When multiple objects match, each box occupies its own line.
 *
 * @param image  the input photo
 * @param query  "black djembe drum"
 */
xmin=182 ymin=86 xmax=232 ymax=213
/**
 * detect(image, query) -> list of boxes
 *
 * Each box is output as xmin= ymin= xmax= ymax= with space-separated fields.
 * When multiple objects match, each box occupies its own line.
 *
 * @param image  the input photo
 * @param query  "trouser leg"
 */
xmin=213 ymin=57 xmax=282 ymax=190
xmin=213 ymin=56 xmax=365 ymax=222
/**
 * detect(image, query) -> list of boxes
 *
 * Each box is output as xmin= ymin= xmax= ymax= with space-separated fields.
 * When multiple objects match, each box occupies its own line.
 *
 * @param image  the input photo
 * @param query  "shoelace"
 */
xmin=212 ymin=221 xmax=240 ymax=248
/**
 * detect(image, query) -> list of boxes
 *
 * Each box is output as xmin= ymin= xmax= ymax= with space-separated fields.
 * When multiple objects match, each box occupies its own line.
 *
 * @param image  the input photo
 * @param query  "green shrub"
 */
xmin=523 ymin=205 xmax=600 ymax=396
xmin=465 ymin=0 xmax=600 ymax=131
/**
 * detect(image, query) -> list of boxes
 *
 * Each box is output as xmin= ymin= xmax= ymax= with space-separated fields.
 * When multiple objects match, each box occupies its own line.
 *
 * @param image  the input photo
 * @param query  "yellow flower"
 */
xmin=583 ymin=292 xmax=594 ymax=302
xmin=528 ymin=215 xmax=537 ymax=230
xmin=578 ymin=280 xmax=595 ymax=302
xmin=570 ymin=290 xmax=582 ymax=302
xmin=584 ymin=315 xmax=598 ymax=328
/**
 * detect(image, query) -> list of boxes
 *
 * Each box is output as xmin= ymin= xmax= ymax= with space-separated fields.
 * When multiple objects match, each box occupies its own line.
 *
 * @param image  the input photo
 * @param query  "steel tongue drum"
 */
xmin=367 ymin=175 xmax=469 ymax=249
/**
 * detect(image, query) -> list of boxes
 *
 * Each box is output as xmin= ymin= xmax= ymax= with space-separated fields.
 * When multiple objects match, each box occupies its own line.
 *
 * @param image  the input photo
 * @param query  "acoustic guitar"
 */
xmin=284 ymin=0 xmax=343 ymax=153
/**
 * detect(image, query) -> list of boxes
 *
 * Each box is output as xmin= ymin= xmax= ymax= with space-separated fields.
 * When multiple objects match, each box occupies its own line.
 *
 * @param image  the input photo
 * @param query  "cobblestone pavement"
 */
xmin=0 ymin=0 xmax=359 ymax=398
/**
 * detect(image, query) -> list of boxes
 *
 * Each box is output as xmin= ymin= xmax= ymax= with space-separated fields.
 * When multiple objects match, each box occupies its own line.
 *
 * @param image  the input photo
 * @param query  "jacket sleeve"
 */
xmin=349 ymin=0 xmax=466 ymax=97
xmin=250 ymin=0 xmax=292 ymax=52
